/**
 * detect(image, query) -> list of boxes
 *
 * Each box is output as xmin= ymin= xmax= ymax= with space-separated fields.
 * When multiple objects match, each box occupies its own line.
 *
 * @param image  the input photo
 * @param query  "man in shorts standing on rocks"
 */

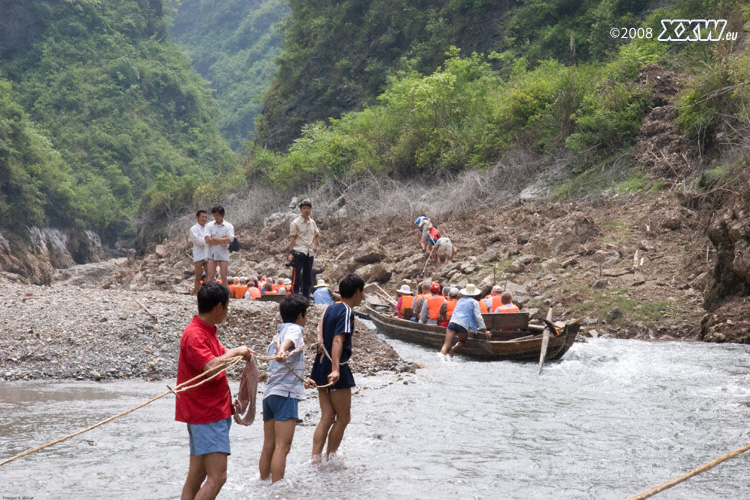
xmin=190 ymin=210 xmax=208 ymax=295
xmin=205 ymin=206 xmax=234 ymax=285
xmin=176 ymin=281 xmax=255 ymax=500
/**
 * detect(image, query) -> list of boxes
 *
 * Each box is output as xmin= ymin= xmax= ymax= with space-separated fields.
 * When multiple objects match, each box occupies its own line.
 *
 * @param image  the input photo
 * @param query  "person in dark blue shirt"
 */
xmin=310 ymin=274 xmax=365 ymax=465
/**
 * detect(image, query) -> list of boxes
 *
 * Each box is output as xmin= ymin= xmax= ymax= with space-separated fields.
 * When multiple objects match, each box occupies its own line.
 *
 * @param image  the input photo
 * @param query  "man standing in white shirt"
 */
xmin=190 ymin=210 xmax=208 ymax=295
xmin=205 ymin=206 xmax=234 ymax=285
xmin=289 ymin=199 xmax=320 ymax=299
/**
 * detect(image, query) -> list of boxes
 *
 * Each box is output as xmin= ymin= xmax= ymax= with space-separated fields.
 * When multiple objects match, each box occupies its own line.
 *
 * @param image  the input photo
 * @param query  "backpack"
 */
xmin=228 ymin=237 xmax=239 ymax=252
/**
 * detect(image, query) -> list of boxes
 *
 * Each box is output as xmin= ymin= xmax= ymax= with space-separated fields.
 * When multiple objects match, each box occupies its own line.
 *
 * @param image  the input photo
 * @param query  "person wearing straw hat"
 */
xmin=313 ymin=278 xmax=339 ymax=306
xmin=176 ymin=281 xmax=255 ymax=500
xmin=439 ymin=283 xmax=489 ymax=358
xmin=393 ymin=284 xmax=414 ymax=319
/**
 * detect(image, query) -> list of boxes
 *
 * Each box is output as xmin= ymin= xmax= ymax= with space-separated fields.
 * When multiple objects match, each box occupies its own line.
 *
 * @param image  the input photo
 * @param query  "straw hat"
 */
xmin=460 ymin=283 xmax=481 ymax=296
xmin=397 ymin=284 xmax=413 ymax=295
xmin=314 ymin=278 xmax=329 ymax=288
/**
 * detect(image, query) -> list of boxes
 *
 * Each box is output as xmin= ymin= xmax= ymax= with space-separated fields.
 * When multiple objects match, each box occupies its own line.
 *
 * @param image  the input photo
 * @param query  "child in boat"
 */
xmin=259 ymin=294 xmax=316 ymax=483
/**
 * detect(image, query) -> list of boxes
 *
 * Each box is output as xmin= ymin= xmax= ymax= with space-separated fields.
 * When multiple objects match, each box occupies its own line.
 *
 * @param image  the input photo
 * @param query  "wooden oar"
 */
xmin=538 ymin=308 xmax=553 ymax=375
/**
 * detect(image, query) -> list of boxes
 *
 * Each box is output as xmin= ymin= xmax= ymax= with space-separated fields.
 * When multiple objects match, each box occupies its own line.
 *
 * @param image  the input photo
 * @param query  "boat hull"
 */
xmin=366 ymin=306 xmax=578 ymax=361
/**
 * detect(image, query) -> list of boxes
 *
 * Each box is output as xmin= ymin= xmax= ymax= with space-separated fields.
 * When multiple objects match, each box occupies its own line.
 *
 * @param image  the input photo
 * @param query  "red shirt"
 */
xmin=175 ymin=316 xmax=233 ymax=424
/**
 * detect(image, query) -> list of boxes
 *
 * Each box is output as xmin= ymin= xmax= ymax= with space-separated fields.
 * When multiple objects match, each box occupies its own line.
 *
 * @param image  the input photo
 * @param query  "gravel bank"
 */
xmin=0 ymin=282 xmax=414 ymax=382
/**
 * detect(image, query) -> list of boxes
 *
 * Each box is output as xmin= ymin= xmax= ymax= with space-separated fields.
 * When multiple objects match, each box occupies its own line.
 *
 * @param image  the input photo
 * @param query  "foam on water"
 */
xmin=0 ymin=337 xmax=748 ymax=499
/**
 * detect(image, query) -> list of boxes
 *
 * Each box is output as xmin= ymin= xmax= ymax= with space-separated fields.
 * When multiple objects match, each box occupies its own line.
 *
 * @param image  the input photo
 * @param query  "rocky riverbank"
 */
xmin=0 ymin=282 xmax=413 ymax=382
xmin=65 ymin=191 xmax=748 ymax=344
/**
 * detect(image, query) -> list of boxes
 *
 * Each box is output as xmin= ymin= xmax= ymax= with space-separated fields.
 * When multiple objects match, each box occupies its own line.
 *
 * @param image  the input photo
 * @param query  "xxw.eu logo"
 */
xmin=658 ymin=19 xmax=734 ymax=41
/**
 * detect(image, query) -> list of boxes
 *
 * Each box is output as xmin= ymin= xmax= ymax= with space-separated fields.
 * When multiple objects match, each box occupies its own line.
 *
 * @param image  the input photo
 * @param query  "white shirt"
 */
xmin=189 ymin=223 xmax=207 ymax=262
xmin=205 ymin=220 xmax=235 ymax=255
xmin=290 ymin=216 xmax=319 ymax=256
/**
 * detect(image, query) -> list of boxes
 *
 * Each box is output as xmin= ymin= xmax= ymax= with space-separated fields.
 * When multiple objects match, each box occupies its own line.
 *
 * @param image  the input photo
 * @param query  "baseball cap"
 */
xmin=430 ymin=282 xmax=441 ymax=293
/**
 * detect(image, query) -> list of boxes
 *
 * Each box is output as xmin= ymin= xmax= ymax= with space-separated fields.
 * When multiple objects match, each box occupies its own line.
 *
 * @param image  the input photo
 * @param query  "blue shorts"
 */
xmin=447 ymin=322 xmax=469 ymax=335
xmin=187 ymin=417 xmax=231 ymax=456
xmin=262 ymin=395 xmax=299 ymax=422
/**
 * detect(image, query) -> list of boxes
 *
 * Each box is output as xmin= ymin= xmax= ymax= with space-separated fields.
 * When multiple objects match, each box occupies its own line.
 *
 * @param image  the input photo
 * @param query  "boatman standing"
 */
xmin=176 ymin=281 xmax=255 ymax=500
xmin=289 ymin=199 xmax=320 ymax=299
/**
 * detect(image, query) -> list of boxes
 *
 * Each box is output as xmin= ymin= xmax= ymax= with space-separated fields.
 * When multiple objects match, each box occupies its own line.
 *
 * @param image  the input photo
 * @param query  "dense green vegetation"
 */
xmin=168 ymin=0 xmax=288 ymax=150
xmin=2 ymin=0 xmax=748 ymax=253
xmin=258 ymin=0 xmax=661 ymax=148
xmin=0 ymin=0 xmax=234 ymax=241
xmin=248 ymin=0 xmax=749 ymax=194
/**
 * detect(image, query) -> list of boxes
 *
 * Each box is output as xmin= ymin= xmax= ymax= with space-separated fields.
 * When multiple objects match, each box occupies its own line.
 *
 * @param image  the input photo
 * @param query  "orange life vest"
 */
xmin=487 ymin=295 xmax=503 ymax=311
xmin=228 ymin=284 xmax=236 ymax=297
xmin=399 ymin=295 xmax=414 ymax=317
xmin=234 ymin=285 xmax=247 ymax=299
xmin=496 ymin=303 xmax=520 ymax=313
xmin=445 ymin=298 xmax=458 ymax=321
xmin=478 ymin=300 xmax=488 ymax=313
xmin=248 ymin=287 xmax=261 ymax=300
xmin=427 ymin=296 xmax=446 ymax=321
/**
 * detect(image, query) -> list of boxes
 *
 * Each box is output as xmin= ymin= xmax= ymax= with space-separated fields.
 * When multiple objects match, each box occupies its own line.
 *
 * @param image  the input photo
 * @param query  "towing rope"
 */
xmin=623 ymin=443 xmax=750 ymax=500
xmin=0 ymin=355 xmax=245 ymax=468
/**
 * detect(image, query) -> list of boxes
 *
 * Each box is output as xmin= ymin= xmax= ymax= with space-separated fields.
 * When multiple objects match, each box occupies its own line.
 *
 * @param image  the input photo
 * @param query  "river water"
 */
xmin=1 ymin=334 xmax=749 ymax=500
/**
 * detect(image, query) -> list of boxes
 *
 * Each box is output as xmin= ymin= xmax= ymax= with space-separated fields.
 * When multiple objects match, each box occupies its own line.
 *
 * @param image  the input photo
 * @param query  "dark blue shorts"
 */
xmin=447 ymin=322 xmax=468 ymax=335
xmin=262 ymin=395 xmax=299 ymax=422
xmin=187 ymin=417 xmax=231 ymax=456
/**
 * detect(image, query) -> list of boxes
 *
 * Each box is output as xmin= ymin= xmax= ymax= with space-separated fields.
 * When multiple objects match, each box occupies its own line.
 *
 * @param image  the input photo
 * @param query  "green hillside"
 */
xmin=168 ymin=0 xmax=288 ymax=150
xmin=0 ymin=0 xmax=234 ymax=242
xmin=248 ymin=0 xmax=749 ymax=194
xmin=257 ymin=0 xmax=655 ymax=149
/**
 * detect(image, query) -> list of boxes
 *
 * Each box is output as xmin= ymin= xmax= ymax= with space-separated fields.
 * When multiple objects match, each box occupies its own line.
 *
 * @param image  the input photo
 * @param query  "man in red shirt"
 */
xmin=176 ymin=281 xmax=255 ymax=500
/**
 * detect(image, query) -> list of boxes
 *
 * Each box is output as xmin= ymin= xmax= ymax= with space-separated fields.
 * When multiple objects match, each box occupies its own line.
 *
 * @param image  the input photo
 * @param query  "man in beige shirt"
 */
xmin=289 ymin=199 xmax=320 ymax=299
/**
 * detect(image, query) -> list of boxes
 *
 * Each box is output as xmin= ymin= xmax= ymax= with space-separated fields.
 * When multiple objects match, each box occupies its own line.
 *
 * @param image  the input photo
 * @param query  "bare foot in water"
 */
xmin=449 ymin=346 xmax=456 ymax=358
xmin=311 ymin=454 xmax=322 ymax=466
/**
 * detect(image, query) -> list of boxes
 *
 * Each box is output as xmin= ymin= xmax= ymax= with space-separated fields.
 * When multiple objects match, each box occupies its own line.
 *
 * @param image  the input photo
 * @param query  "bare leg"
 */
xmin=312 ymin=389 xmax=335 ymax=463
xmin=270 ymin=419 xmax=296 ymax=482
xmin=259 ymin=419 xmax=275 ymax=481
xmin=182 ymin=454 xmax=206 ymax=500
xmin=449 ymin=332 xmax=469 ymax=358
xmin=193 ymin=262 xmax=205 ymax=295
xmin=218 ymin=261 xmax=229 ymax=284
xmin=205 ymin=260 xmax=217 ymax=283
xmin=182 ymin=452 xmax=228 ymax=500
xmin=324 ymin=389 xmax=351 ymax=458
xmin=440 ymin=328 xmax=457 ymax=355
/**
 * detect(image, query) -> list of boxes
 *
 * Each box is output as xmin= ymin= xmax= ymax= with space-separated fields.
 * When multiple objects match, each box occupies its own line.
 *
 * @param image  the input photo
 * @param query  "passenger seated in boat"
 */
xmin=410 ymin=282 xmax=431 ymax=322
xmin=439 ymin=284 xmax=489 ymax=358
xmin=494 ymin=292 xmax=520 ymax=313
xmin=313 ymin=278 xmax=340 ymax=306
xmin=438 ymin=287 xmax=459 ymax=327
xmin=246 ymin=280 xmax=261 ymax=300
xmin=393 ymin=284 xmax=414 ymax=319
xmin=483 ymin=285 xmax=504 ymax=312
xmin=263 ymin=278 xmax=278 ymax=295
xmin=419 ymin=282 xmax=446 ymax=325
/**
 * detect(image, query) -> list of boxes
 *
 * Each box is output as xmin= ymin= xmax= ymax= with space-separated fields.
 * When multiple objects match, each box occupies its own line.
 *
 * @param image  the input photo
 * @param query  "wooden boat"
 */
xmin=365 ymin=304 xmax=579 ymax=361
xmin=257 ymin=294 xmax=286 ymax=303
